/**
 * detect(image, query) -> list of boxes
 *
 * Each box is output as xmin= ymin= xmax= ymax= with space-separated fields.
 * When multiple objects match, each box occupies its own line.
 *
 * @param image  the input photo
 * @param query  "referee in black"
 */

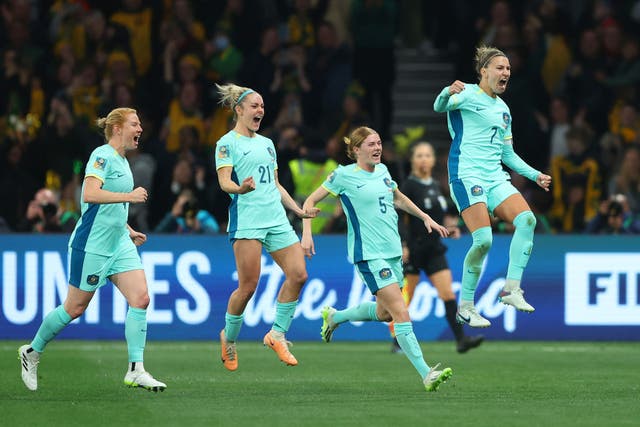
xmin=391 ymin=141 xmax=484 ymax=353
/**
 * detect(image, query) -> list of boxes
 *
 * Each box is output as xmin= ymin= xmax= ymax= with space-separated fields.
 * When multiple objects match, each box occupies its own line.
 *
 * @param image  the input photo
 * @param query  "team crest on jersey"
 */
xmin=502 ymin=112 xmax=511 ymax=127
xmin=267 ymin=147 xmax=276 ymax=161
xmin=471 ymin=185 xmax=484 ymax=196
xmin=218 ymin=145 xmax=229 ymax=159
xmin=327 ymin=172 xmax=336 ymax=183
xmin=379 ymin=268 xmax=392 ymax=280
xmin=87 ymin=274 xmax=99 ymax=286
xmin=93 ymin=157 xmax=106 ymax=170
xmin=383 ymin=178 xmax=393 ymax=188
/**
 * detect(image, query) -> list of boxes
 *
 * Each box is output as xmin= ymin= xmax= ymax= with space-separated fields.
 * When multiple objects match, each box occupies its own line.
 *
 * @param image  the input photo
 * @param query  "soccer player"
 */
xmin=214 ymin=83 xmax=318 ymax=371
xmin=433 ymin=45 xmax=552 ymax=328
xmin=301 ymin=126 xmax=453 ymax=392
xmin=18 ymin=108 xmax=166 ymax=392
xmin=390 ymin=141 xmax=484 ymax=354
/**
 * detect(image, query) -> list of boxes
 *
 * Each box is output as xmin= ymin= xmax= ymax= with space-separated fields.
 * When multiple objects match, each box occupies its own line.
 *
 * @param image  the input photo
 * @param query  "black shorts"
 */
xmin=404 ymin=242 xmax=449 ymax=276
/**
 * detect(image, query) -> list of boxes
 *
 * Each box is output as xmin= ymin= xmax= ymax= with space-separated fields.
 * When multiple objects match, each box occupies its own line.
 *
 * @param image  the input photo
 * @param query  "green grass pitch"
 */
xmin=2 ymin=340 xmax=638 ymax=427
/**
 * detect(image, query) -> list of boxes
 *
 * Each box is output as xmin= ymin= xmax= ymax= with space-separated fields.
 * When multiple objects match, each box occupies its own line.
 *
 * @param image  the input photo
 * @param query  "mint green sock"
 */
xmin=394 ymin=322 xmax=429 ymax=379
xmin=507 ymin=211 xmax=536 ymax=282
xmin=273 ymin=300 xmax=298 ymax=333
xmin=332 ymin=301 xmax=378 ymax=324
xmin=125 ymin=307 xmax=147 ymax=363
xmin=31 ymin=305 xmax=72 ymax=353
xmin=461 ymin=226 xmax=492 ymax=301
xmin=224 ymin=312 xmax=244 ymax=342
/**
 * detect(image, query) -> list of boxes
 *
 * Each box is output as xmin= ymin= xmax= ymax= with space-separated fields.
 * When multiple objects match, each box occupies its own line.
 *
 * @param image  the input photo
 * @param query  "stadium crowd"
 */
xmin=1 ymin=0 xmax=639 ymax=235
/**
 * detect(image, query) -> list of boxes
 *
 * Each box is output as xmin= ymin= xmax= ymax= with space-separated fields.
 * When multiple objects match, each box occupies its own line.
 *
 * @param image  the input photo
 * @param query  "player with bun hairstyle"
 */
xmin=302 ymin=126 xmax=453 ymax=392
xmin=433 ymin=46 xmax=552 ymax=328
xmin=214 ymin=83 xmax=319 ymax=370
xmin=19 ymin=108 xmax=166 ymax=392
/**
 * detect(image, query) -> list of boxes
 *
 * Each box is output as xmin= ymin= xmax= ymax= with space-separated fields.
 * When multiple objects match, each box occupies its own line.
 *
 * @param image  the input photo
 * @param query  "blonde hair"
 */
xmin=95 ymin=107 xmax=137 ymax=141
xmin=343 ymin=126 xmax=377 ymax=160
xmin=215 ymin=83 xmax=258 ymax=120
xmin=474 ymin=45 xmax=506 ymax=81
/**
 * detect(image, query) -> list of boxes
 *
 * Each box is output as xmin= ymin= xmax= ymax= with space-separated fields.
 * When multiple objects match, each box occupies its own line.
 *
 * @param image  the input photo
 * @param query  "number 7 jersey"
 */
xmin=433 ymin=83 xmax=513 ymax=182
xmin=322 ymin=163 xmax=402 ymax=263
xmin=215 ymin=130 xmax=288 ymax=233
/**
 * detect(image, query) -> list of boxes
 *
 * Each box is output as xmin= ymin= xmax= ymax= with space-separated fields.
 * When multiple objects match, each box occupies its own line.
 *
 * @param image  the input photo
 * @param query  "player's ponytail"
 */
xmin=344 ymin=126 xmax=377 ymax=160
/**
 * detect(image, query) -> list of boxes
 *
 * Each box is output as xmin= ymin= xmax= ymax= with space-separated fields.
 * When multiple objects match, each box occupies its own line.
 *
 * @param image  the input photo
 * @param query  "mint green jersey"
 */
xmin=69 ymin=144 xmax=133 ymax=256
xmin=433 ymin=83 xmax=513 ymax=182
xmin=215 ymin=130 xmax=288 ymax=235
xmin=322 ymin=163 xmax=402 ymax=263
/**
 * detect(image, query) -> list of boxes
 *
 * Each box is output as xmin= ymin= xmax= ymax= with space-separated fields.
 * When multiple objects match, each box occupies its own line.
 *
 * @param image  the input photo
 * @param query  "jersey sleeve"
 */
xmin=433 ymin=85 xmax=469 ymax=112
xmin=321 ymin=167 xmax=342 ymax=196
xmin=85 ymin=149 xmax=108 ymax=183
xmin=215 ymin=140 xmax=234 ymax=170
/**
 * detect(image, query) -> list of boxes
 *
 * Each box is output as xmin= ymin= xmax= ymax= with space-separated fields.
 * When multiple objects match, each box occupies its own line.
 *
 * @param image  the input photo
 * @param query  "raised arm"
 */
xmin=433 ymin=80 xmax=466 ymax=112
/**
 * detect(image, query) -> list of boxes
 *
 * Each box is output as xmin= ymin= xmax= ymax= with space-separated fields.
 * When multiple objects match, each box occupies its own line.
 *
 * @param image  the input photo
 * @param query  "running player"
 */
xmin=19 ymin=108 xmax=166 ymax=392
xmin=301 ymin=126 xmax=453 ymax=392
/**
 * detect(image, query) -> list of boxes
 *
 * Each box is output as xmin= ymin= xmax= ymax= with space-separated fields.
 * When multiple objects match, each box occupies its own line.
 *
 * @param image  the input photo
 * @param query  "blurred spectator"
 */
xmin=109 ymin=0 xmax=155 ymax=78
xmin=608 ymin=145 xmax=640 ymax=214
xmin=563 ymin=28 xmax=611 ymax=134
xmin=544 ymin=96 xmax=572 ymax=169
xmin=585 ymin=195 xmax=640 ymax=234
xmin=154 ymin=188 xmax=219 ymax=234
xmin=550 ymin=126 xmax=602 ymax=232
xmin=238 ymin=25 xmax=282 ymax=129
xmin=204 ymin=28 xmax=244 ymax=83
xmin=321 ymin=81 xmax=370 ymax=143
xmin=0 ymin=141 xmax=38 ymax=230
xmin=126 ymin=143 xmax=156 ymax=232
xmin=159 ymin=81 xmax=205 ymax=153
xmin=305 ymin=19 xmax=352 ymax=129
xmin=349 ymin=0 xmax=397 ymax=139
xmin=16 ymin=187 xmax=77 ymax=233
xmin=286 ymin=0 xmax=329 ymax=48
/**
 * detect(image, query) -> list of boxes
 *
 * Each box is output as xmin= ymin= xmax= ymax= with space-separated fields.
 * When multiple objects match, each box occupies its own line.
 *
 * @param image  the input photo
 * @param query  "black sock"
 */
xmin=444 ymin=299 xmax=465 ymax=342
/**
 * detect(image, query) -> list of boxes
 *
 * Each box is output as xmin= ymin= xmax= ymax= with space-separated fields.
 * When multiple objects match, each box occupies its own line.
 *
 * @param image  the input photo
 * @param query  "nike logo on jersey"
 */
xmin=243 ymin=151 xmax=251 ymax=156
xmin=356 ymin=184 xmax=366 ymax=188
xmin=475 ymin=107 xmax=486 ymax=111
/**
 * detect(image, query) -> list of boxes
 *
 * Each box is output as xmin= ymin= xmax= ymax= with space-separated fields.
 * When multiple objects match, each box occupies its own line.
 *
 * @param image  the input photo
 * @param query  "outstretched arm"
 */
xmin=501 ymin=142 xmax=552 ymax=191
xmin=393 ymin=189 xmax=449 ymax=237
xmin=301 ymin=186 xmax=331 ymax=258
xmin=275 ymin=170 xmax=319 ymax=218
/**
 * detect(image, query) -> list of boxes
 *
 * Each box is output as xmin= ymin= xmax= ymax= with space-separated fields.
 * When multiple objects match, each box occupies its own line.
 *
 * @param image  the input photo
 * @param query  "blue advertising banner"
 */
xmin=1 ymin=234 xmax=638 ymax=341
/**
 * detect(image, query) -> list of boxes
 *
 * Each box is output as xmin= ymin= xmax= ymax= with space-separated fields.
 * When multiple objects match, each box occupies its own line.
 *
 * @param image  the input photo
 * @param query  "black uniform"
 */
xmin=400 ymin=175 xmax=452 ymax=276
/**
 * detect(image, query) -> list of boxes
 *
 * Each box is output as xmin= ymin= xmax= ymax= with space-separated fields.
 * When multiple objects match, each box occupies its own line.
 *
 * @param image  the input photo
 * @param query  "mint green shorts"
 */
xmin=449 ymin=178 xmax=519 ymax=215
xmin=68 ymin=241 xmax=143 ymax=291
xmin=355 ymin=256 xmax=403 ymax=295
xmin=230 ymin=222 xmax=299 ymax=253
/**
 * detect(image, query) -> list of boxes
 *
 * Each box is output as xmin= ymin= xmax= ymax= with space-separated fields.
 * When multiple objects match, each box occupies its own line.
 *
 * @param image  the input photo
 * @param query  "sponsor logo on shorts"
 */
xmin=379 ymin=268 xmax=392 ymax=279
xmin=471 ymin=185 xmax=483 ymax=196
xmin=87 ymin=274 xmax=99 ymax=286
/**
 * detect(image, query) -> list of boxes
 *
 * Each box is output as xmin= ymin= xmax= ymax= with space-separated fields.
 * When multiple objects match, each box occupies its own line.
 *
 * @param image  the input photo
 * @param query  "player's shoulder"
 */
xmin=216 ymin=130 xmax=236 ymax=146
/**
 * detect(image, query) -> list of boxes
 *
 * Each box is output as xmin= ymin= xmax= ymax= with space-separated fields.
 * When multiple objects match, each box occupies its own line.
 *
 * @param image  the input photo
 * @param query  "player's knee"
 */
xmin=65 ymin=303 xmax=88 ymax=319
xmin=513 ymin=210 xmax=536 ymax=232
xmin=129 ymin=292 xmax=150 ymax=309
xmin=290 ymin=268 xmax=308 ymax=286
xmin=236 ymin=288 xmax=256 ymax=302
xmin=471 ymin=226 xmax=493 ymax=256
